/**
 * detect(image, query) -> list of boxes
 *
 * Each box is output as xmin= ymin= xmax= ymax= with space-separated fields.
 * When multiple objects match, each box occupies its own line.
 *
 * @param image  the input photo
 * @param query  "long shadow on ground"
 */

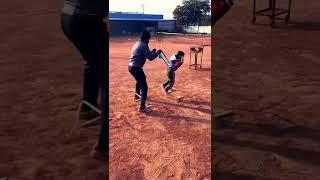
xmin=149 ymin=99 xmax=211 ymax=115
xmin=214 ymin=119 xmax=320 ymax=166
xmin=146 ymin=110 xmax=210 ymax=126
xmin=215 ymin=118 xmax=320 ymax=141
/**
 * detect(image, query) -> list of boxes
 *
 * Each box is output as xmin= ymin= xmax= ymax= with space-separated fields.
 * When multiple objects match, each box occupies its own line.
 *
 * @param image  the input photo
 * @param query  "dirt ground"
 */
xmin=0 ymin=0 xmax=106 ymax=179
xmin=214 ymin=0 xmax=320 ymax=179
xmin=109 ymin=36 xmax=212 ymax=179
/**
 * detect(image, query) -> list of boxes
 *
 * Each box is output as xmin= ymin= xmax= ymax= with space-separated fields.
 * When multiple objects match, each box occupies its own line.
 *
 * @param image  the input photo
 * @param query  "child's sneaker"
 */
xmin=161 ymin=84 xmax=168 ymax=95
xmin=138 ymin=107 xmax=152 ymax=113
xmin=168 ymin=88 xmax=176 ymax=93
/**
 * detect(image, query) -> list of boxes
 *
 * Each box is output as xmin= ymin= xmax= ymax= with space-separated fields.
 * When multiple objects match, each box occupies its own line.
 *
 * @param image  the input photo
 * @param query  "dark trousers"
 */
xmin=61 ymin=13 xmax=105 ymax=106
xmin=163 ymin=68 xmax=175 ymax=91
xmin=61 ymin=13 xmax=108 ymax=152
xmin=128 ymin=66 xmax=148 ymax=109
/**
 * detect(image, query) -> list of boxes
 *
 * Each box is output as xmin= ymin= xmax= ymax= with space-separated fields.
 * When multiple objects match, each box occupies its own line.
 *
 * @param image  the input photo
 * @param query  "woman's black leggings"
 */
xmin=128 ymin=66 xmax=148 ymax=109
xmin=61 ymin=13 xmax=108 ymax=152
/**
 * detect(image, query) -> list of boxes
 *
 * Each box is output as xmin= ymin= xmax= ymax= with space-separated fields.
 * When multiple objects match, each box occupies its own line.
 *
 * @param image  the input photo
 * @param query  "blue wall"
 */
xmin=110 ymin=12 xmax=163 ymax=20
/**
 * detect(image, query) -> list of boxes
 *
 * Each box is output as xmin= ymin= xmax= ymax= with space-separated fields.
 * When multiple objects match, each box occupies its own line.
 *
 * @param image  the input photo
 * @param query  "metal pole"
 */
xmin=142 ymin=4 xmax=144 ymax=14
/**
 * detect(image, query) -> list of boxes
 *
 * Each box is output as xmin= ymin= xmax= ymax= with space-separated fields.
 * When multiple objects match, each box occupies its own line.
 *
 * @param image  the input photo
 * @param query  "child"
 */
xmin=161 ymin=51 xmax=185 ymax=95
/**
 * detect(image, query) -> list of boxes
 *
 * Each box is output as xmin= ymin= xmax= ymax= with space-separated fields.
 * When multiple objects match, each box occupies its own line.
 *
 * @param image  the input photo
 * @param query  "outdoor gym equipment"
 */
xmin=189 ymin=46 xmax=204 ymax=69
xmin=252 ymin=0 xmax=292 ymax=26
xmin=70 ymin=100 xmax=101 ymax=134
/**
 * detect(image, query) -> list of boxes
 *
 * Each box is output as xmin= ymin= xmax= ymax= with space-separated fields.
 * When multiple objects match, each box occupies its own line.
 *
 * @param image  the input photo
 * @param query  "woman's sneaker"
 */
xmin=138 ymin=107 xmax=152 ymax=113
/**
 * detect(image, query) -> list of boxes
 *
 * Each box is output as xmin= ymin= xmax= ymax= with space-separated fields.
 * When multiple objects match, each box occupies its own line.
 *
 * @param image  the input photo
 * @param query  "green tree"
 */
xmin=173 ymin=0 xmax=211 ymax=26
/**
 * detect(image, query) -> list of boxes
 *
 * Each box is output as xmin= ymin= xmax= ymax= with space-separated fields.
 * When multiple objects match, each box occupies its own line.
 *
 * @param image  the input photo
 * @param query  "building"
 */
xmin=158 ymin=20 xmax=176 ymax=32
xmin=109 ymin=12 xmax=176 ymax=36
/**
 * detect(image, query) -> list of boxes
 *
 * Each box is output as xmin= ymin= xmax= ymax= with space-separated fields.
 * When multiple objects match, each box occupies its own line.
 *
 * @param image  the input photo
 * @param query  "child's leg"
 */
xmin=165 ymin=70 xmax=175 ymax=91
xmin=171 ymin=72 xmax=175 ymax=88
xmin=162 ymin=69 xmax=171 ymax=89
xmin=163 ymin=79 xmax=170 ymax=88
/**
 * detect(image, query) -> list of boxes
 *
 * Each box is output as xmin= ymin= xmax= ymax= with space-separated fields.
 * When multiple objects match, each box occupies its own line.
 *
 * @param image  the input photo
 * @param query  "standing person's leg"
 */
xmin=134 ymin=81 xmax=141 ymax=100
xmin=129 ymin=66 xmax=148 ymax=110
xmin=83 ymin=64 xmax=100 ymax=106
xmin=61 ymin=14 xmax=101 ymax=107
xmin=79 ymin=25 xmax=102 ymax=107
xmin=139 ymin=70 xmax=148 ymax=110
xmin=91 ymin=19 xmax=108 ymax=160
xmin=61 ymin=14 xmax=107 ymax=160
xmin=129 ymin=66 xmax=142 ymax=100
xmin=77 ymin=17 xmax=108 ymax=160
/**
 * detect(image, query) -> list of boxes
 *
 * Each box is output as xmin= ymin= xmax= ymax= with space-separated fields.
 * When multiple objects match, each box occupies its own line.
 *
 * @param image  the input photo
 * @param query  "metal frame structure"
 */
xmin=189 ymin=46 xmax=204 ymax=69
xmin=252 ymin=0 xmax=292 ymax=26
xmin=70 ymin=100 xmax=101 ymax=134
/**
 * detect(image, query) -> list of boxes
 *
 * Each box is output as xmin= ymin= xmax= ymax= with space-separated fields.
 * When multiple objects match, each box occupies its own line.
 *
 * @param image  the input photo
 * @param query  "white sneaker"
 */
xmin=161 ymin=84 xmax=168 ymax=95
xmin=168 ymin=88 xmax=176 ymax=93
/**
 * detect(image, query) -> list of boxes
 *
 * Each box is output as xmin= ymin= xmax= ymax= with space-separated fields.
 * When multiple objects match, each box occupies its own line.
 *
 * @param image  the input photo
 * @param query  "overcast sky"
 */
xmin=109 ymin=0 xmax=184 ymax=19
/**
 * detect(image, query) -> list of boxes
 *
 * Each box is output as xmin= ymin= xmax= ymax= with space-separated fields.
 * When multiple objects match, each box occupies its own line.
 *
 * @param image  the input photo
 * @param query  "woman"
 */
xmin=128 ymin=31 xmax=161 ymax=113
